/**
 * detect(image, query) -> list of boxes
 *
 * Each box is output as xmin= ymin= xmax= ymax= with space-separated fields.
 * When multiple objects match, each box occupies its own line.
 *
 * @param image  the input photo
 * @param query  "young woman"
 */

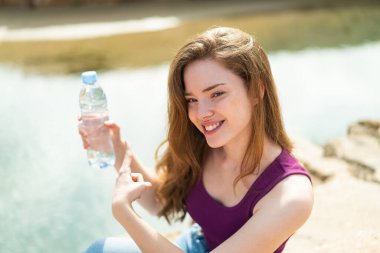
xmin=81 ymin=27 xmax=313 ymax=253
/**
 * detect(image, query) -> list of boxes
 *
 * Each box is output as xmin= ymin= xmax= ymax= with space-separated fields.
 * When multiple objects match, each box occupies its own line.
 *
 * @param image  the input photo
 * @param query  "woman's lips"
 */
xmin=202 ymin=120 xmax=224 ymax=134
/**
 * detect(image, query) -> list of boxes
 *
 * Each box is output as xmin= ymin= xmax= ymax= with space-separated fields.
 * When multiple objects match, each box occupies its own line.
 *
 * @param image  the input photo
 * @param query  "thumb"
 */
xmin=134 ymin=181 xmax=152 ymax=194
xmin=104 ymin=121 xmax=121 ymax=140
xmin=139 ymin=181 xmax=152 ymax=189
xmin=104 ymin=121 xmax=126 ymax=154
xmin=127 ymin=181 xmax=152 ymax=202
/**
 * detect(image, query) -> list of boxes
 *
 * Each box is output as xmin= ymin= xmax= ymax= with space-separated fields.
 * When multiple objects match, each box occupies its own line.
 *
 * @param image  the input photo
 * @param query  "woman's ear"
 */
xmin=259 ymin=80 xmax=265 ymax=99
xmin=252 ymin=81 xmax=265 ymax=105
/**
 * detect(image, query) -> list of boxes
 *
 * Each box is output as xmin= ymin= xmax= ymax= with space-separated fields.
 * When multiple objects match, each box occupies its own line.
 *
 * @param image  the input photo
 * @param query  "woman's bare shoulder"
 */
xmin=214 ymin=175 xmax=314 ymax=253
xmin=254 ymin=174 xmax=314 ymax=216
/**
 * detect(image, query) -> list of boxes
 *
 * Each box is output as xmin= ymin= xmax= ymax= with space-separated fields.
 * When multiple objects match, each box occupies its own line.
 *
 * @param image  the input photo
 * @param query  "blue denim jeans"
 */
xmin=83 ymin=224 xmax=209 ymax=253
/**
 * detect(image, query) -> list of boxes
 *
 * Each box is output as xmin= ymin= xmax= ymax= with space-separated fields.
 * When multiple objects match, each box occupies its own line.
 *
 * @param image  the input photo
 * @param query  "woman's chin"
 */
xmin=205 ymin=139 xmax=224 ymax=149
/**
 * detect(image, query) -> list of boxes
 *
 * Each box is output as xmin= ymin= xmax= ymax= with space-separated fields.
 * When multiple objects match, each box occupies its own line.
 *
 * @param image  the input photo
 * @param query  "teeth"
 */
xmin=205 ymin=122 xmax=221 ymax=132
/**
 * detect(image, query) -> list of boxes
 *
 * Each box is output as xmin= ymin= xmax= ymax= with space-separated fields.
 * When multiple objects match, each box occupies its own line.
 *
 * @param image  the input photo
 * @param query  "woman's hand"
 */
xmin=78 ymin=117 xmax=128 ymax=172
xmin=103 ymin=121 xmax=128 ymax=171
xmin=110 ymin=152 xmax=182 ymax=253
xmin=112 ymin=148 xmax=152 ymax=222
xmin=78 ymin=116 xmax=90 ymax=150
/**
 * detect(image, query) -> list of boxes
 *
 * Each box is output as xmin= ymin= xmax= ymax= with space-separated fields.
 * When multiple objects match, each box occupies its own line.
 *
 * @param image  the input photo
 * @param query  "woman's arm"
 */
xmin=104 ymin=121 xmax=163 ymax=215
xmin=212 ymin=175 xmax=313 ymax=253
xmin=112 ymin=155 xmax=184 ymax=253
xmin=114 ymin=198 xmax=184 ymax=253
xmin=79 ymin=119 xmax=163 ymax=215
xmin=112 ymin=148 xmax=312 ymax=253
xmin=113 ymin=169 xmax=312 ymax=253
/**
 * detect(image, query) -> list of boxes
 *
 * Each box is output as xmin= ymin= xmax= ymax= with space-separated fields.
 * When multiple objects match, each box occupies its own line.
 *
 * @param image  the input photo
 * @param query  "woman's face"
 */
xmin=184 ymin=58 xmax=255 ymax=149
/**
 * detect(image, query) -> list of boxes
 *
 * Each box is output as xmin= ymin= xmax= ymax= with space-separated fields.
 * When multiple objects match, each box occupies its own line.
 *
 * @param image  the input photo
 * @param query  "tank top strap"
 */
xmin=247 ymin=150 xmax=312 ymax=211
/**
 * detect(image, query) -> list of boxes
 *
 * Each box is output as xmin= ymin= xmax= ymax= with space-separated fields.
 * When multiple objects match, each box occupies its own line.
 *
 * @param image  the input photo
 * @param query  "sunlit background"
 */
xmin=0 ymin=0 xmax=379 ymax=252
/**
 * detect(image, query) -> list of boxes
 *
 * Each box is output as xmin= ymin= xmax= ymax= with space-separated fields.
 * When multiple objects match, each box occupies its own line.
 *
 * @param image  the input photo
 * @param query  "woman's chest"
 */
xmin=202 ymin=166 xmax=257 ymax=208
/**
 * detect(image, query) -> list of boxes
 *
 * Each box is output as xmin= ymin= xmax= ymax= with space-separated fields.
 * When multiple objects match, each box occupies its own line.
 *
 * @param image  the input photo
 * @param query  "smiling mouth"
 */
xmin=203 ymin=121 xmax=224 ymax=133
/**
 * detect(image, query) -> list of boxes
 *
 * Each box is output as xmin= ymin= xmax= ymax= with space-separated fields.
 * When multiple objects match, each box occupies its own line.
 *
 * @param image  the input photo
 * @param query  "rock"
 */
xmin=348 ymin=119 xmax=380 ymax=139
xmin=324 ymin=121 xmax=380 ymax=184
xmin=292 ymin=136 xmax=324 ymax=160
xmin=292 ymin=136 xmax=350 ymax=184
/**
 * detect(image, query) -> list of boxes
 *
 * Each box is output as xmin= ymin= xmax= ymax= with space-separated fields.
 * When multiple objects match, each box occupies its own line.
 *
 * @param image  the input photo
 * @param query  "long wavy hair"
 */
xmin=155 ymin=27 xmax=293 ymax=222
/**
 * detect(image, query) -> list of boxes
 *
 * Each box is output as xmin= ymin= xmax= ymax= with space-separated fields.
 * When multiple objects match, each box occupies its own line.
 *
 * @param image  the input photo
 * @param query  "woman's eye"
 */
xmin=212 ymin=91 xmax=225 ymax=98
xmin=186 ymin=98 xmax=197 ymax=104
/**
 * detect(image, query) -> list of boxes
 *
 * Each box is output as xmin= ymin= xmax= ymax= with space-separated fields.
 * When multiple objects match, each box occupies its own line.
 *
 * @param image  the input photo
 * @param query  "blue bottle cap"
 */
xmin=81 ymin=71 xmax=97 ymax=85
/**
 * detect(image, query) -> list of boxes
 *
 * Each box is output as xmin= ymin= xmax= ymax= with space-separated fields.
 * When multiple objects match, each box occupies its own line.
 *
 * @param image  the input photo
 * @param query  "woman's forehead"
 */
xmin=183 ymin=59 xmax=241 ymax=92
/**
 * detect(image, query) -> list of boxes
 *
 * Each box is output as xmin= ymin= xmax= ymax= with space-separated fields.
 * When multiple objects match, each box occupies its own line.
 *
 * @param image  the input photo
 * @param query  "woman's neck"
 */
xmin=212 ymin=134 xmax=282 ymax=174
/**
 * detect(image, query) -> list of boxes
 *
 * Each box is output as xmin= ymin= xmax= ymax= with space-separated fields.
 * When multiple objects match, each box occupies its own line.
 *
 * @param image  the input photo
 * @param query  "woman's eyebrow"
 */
xmin=184 ymin=83 xmax=226 ymax=96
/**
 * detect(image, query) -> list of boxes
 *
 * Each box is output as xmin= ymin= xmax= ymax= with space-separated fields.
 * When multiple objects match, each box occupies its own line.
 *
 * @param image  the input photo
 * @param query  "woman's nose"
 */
xmin=197 ymin=100 xmax=214 ymax=119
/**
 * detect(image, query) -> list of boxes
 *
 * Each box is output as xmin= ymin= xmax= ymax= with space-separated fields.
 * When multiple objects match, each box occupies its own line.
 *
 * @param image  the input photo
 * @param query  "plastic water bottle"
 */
xmin=79 ymin=71 xmax=115 ymax=169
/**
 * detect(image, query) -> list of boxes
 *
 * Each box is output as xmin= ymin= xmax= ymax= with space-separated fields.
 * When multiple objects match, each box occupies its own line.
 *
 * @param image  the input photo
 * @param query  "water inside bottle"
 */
xmin=87 ymin=149 xmax=115 ymax=169
xmin=82 ymin=112 xmax=115 ymax=169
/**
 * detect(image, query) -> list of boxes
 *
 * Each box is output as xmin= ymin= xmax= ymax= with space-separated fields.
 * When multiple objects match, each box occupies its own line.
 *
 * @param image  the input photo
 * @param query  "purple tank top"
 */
xmin=186 ymin=149 xmax=311 ymax=252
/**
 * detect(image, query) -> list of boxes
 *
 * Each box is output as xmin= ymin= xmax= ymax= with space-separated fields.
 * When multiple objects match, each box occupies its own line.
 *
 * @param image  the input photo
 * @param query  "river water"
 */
xmin=1 ymin=42 xmax=379 ymax=252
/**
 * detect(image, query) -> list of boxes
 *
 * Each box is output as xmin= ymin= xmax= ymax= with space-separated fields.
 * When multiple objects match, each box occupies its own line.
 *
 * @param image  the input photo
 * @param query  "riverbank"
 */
xmin=285 ymin=120 xmax=380 ymax=252
xmin=0 ymin=0 xmax=380 ymax=74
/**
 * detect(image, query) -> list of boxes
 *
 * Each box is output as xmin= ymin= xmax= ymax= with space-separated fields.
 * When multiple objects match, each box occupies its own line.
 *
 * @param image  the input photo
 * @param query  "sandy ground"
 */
xmin=284 ymin=172 xmax=380 ymax=253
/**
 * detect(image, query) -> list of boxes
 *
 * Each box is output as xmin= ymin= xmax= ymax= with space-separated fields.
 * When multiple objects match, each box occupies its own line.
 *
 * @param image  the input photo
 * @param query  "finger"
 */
xmin=77 ymin=125 xmax=90 ymax=149
xmin=117 ymin=169 xmax=130 ymax=182
xmin=118 ymin=169 xmax=127 ymax=176
xmin=119 ymin=148 xmax=132 ymax=174
xmin=78 ymin=127 xmax=88 ymax=137
xmin=131 ymin=181 xmax=153 ymax=194
xmin=115 ymin=170 xmax=132 ymax=184
xmin=118 ymin=167 xmax=131 ymax=176
xmin=140 ymin=181 xmax=152 ymax=189
xmin=144 ymin=182 xmax=152 ymax=188
xmin=104 ymin=121 xmax=121 ymax=139
xmin=104 ymin=121 xmax=126 ymax=151
xmin=131 ymin=173 xmax=144 ymax=183
xmin=130 ymin=173 xmax=152 ymax=193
